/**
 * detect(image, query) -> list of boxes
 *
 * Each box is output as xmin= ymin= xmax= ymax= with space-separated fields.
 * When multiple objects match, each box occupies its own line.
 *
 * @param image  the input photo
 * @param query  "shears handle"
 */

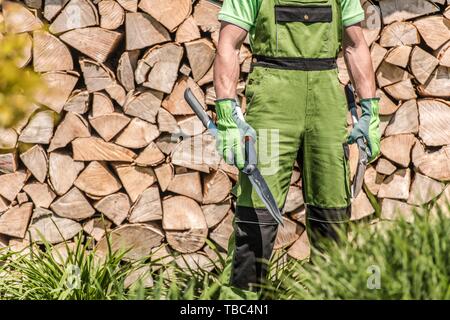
xmin=184 ymin=88 xmax=217 ymax=135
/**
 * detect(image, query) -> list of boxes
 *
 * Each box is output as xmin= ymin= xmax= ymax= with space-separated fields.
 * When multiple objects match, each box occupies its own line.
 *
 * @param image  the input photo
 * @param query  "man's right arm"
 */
xmin=213 ymin=22 xmax=248 ymax=99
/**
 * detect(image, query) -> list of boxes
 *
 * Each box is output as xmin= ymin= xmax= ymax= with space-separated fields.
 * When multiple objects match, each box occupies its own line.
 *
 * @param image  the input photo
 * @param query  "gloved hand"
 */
xmin=347 ymin=98 xmax=381 ymax=162
xmin=215 ymin=98 xmax=257 ymax=169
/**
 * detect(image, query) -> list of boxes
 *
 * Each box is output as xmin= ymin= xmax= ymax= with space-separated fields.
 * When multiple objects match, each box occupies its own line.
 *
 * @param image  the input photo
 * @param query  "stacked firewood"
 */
xmin=0 ymin=0 xmax=449 ymax=265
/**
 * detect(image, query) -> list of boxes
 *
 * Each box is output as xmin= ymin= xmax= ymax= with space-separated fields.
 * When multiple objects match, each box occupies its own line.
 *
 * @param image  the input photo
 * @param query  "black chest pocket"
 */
xmin=275 ymin=5 xmax=332 ymax=23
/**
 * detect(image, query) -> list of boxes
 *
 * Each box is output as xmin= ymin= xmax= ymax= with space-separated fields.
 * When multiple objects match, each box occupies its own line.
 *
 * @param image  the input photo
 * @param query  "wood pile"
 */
xmin=0 ymin=0 xmax=449 ymax=264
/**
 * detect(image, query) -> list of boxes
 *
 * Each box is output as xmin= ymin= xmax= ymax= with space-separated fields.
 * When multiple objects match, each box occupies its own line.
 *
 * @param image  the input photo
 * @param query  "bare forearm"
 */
xmin=214 ymin=23 xmax=247 ymax=99
xmin=343 ymin=24 xmax=377 ymax=99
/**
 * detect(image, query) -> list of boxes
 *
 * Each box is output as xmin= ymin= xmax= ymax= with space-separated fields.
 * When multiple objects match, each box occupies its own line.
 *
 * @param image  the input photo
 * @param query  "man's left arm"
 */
xmin=343 ymin=23 xmax=381 ymax=161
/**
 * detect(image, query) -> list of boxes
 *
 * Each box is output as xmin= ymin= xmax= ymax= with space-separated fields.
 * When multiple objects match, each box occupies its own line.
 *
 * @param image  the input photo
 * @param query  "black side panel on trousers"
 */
xmin=275 ymin=5 xmax=333 ymax=23
xmin=307 ymin=204 xmax=351 ymax=223
xmin=252 ymin=55 xmax=337 ymax=71
xmin=231 ymin=206 xmax=278 ymax=291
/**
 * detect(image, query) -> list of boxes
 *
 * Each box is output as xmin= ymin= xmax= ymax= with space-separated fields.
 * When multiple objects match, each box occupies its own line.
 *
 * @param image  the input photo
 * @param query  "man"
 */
xmin=213 ymin=0 xmax=380 ymax=292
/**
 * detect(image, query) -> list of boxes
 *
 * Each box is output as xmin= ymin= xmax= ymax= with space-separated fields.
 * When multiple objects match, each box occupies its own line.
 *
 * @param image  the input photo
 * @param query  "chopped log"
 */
xmin=48 ymin=151 xmax=84 ymax=195
xmin=28 ymin=208 xmax=82 ymax=243
xmin=117 ymin=0 xmax=137 ymax=12
xmin=157 ymin=108 xmax=180 ymax=134
xmin=376 ymin=158 xmax=397 ymax=176
xmin=361 ymin=0 xmax=382 ymax=46
xmin=134 ymin=142 xmax=165 ymax=166
xmin=287 ymin=231 xmax=310 ymax=260
xmin=185 ymin=39 xmax=216 ymax=81
xmin=384 ymin=79 xmax=417 ymax=101
xmin=117 ymin=50 xmax=139 ymax=92
xmin=177 ymin=115 xmax=205 ymax=136
xmin=137 ymin=43 xmax=184 ymax=94
xmin=284 ymin=186 xmax=304 ymax=213
xmin=3 ymin=1 xmax=43 ymax=33
xmin=91 ymin=92 xmax=114 ymax=117
xmin=176 ymin=16 xmax=201 ymax=43
xmin=0 ymin=196 xmax=8 ymax=214
xmin=202 ymin=170 xmax=231 ymax=205
xmin=154 ymin=163 xmax=173 ymax=192
xmin=414 ymin=16 xmax=450 ymax=50
xmin=138 ymin=0 xmax=191 ymax=32
xmin=218 ymin=159 xmax=239 ymax=182
xmin=106 ymin=83 xmax=126 ymax=107
xmin=376 ymin=61 xmax=412 ymax=87
xmin=417 ymin=66 xmax=450 ymax=98
xmin=83 ymin=217 xmax=112 ymax=241
xmin=156 ymin=134 xmax=180 ymax=155
xmin=197 ymin=65 xmax=214 ymax=86
xmin=19 ymin=110 xmax=54 ymax=144
xmin=49 ymin=112 xmax=90 ymax=151
xmin=0 ymin=203 xmax=33 ymax=238
xmin=98 ymin=0 xmax=125 ymax=30
xmin=410 ymin=46 xmax=440 ymax=84
xmin=49 ymin=0 xmax=98 ymax=34
xmin=0 ymin=128 xmax=17 ymax=149
xmin=171 ymin=134 xmax=220 ymax=173
xmin=167 ymin=171 xmax=203 ymax=202
xmin=202 ymin=200 xmax=231 ymax=229
xmin=408 ymin=173 xmax=445 ymax=206
xmin=13 ymin=33 xmax=33 ymax=68
xmin=364 ymin=165 xmax=384 ymax=196
xmin=124 ymin=266 xmax=153 ymax=289
xmin=378 ymin=89 xmax=399 ymax=115
xmin=174 ymin=253 xmax=214 ymax=272
xmin=113 ymin=164 xmax=156 ymax=202
xmin=192 ymin=0 xmax=221 ymax=33
xmin=128 ymin=186 xmax=162 ymax=223
xmin=23 ymin=182 xmax=56 ymax=209
xmin=123 ymin=90 xmax=163 ymax=123
xmin=94 ymin=192 xmax=130 ymax=225
xmin=64 ymin=90 xmax=90 ymax=114
xmin=414 ymin=145 xmax=450 ymax=181
xmin=418 ymin=99 xmax=450 ymax=146
xmin=17 ymin=192 xmax=29 ymax=205
xmin=381 ymin=134 xmax=415 ymax=167
xmin=33 ymin=30 xmax=73 ymax=72
xmin=125 ymin=12 xmax=170 ymax=50
xmin=351 ymin=191 xmax=375 ymax=220
xmin=114 ymin=118 xmax=159 ymax=149
xmin=381 ymin=198 xmax=415 ymax=223
xmin=384 ymin=100 xmax=419 ymax=136
xmin=379 ymin=22 xmax=420 ymax=48
xmin=25 ymin=0 xmax=42 ymax=9
xmin=430 ymin=185 xmax=450 ymax=218
xmin=50 ymin=187 xmax=95 ymax=220
xmin=436 ymin=41 xmax=450 ymax=67
xmin=274 ymin=218 xmax=304 ymax=250
xmin=72 ymin=137 xmax=136 ymax=162
xmin=35 ymin=71 xmax=79 ymax=113
xmin=60 ymin=27 xmax=122 ymax=63
xmin=150 ymin=244 xmax=174 ymax=270
xmin=378 ymin=169 xmax=411 ymax=200
xmin=0 ymin=152 xmax=18 ymax=174
xmin=79 ymin=59 xmax=116 ymax=92
xmin=0 ymin=170 xmax=27 ymax=202
xmin=384 ymin=45 xmax=412 ymax=68
xmin=162 ymin=195 xmax=207 ymax=252
xmin=371 ymin=42 xmax=388 ymax=72
xmin=44 ymin=0 xmax=69 ymax=21
xmin=20 ymin=145 xmax=47 ymax=183
xmin=74 ymin=161 xmax=122 ymax=197
xmin=337 ymin=52 xmax=350 ymax=85
xmin=96 ymin=224 xmax=164 ymax=261
xmin=162 ymin=76 xmax=205 ymax=115
xmin=379 ymin=0 xmax=439 ymax=25
xmin=89 ymin=113 xmax=130 ymax=142
xmin=209 ymin=212 xmax=233 ymax=251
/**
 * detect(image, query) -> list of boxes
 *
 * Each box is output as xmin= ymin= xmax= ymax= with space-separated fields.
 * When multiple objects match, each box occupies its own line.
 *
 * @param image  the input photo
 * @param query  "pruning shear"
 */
xmin=184 ymin=88 xmax=284 ymax=225
xmin=344 ymin=83 xmax=369 ymax=199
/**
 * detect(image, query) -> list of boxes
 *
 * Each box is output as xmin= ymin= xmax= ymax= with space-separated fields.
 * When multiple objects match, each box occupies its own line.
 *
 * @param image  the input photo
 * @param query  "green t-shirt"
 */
xmin=218 ymin=0 xmax=365 ymax=33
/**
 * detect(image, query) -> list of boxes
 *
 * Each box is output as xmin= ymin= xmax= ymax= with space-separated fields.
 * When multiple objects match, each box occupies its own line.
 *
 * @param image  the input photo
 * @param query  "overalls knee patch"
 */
xmin=235 ymin=0 xmax=351 ymax=220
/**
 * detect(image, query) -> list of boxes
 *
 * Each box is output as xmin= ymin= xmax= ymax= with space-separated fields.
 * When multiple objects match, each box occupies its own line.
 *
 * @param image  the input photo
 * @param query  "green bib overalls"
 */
xmin=228 ymin=0 xmax=352 ymax=291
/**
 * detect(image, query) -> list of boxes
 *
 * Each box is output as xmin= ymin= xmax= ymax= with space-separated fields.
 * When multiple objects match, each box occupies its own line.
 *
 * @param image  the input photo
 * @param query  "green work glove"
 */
xmin=215 ymin=99 xmax=257 ymax=169
xmin=347 ymin=98 xmax=381 ymax=162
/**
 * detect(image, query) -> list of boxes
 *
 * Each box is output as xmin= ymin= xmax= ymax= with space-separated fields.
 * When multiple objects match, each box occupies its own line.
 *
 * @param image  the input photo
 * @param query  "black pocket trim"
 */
xmin=275 ymin=5 xmax=332 ymax=23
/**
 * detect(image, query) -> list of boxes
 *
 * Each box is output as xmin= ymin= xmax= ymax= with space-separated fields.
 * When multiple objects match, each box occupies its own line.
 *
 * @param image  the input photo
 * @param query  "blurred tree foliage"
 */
xmin=0 ymin=26 xmax=43 ymax=128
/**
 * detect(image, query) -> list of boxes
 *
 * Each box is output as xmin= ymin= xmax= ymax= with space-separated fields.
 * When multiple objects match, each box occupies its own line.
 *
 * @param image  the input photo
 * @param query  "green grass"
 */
xmin=1 ymin=206 xmax=450 ymax=300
